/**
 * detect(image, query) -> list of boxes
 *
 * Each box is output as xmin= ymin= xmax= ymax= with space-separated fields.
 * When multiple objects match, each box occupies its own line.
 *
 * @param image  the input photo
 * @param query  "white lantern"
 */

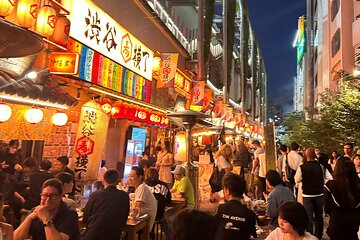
xmin=0 ymin=102 xmax=12 ymax=122
xmin=16 ymin=0 xmax=39 ymax=28
xmin=35 ymin=5 xmax=56 ymax=38
xmin=52 ymin=112 xmax=68 ymax=126
xmin=25 ymin=107 xmax=43 ymax=124
xmin=0 ymin=0 xmax=16 ymax=17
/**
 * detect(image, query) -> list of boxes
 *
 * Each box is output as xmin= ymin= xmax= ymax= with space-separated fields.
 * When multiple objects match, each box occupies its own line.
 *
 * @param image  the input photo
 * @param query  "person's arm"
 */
xmin=1 ymin=222 xmax=14 ymax=240
xmin=36 ymin=205 xmax=70 ymax=240
xmin=294 ymin=166 xmax=302 ymax=184
xmin=266 ymin=194 xmax=277 ymax=219
xmin=14 ymin=211 xmax=37 ymax=240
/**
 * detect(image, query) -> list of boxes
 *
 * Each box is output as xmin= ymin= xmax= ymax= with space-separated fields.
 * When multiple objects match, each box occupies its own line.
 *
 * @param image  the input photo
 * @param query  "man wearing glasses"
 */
xmin=14 ymin=178 xmax=79 ymax=240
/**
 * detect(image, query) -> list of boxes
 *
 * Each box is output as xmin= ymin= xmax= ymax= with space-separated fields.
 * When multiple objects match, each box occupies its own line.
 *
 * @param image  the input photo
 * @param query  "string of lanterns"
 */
xmin=0 ymin=0 xmax=71 ymax=45
xmin=0 ymin=102 xmax=68 ymax=126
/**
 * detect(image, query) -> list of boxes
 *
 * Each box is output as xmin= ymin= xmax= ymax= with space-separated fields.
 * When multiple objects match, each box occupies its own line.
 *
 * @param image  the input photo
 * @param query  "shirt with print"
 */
xmin=215 ymin=200 xmax=257 ymax=240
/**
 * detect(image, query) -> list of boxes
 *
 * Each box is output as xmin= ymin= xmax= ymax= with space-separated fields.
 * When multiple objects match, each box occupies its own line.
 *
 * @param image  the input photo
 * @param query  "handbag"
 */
xmin=209 ymin=165 xmax=225 ymax=193
xmin=285 ymin=154 xmax=296 ymax=183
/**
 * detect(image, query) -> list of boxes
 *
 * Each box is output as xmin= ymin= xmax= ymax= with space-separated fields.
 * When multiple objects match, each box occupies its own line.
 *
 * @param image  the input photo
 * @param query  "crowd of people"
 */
xmin=0 ymin=138 xmax=359 ymax=240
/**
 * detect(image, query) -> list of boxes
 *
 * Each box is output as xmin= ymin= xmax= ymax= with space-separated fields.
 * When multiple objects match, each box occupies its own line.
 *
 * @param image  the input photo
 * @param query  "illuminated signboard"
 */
xmin=67 ymin=39 xmax=151 ymax=102
xmin=68 ymin=0 xmax=154 ymax=80
xmin=297 ymin=16 xmax=305 ymax=65
xmin=174 ymin=71 xmax=191 ymax=97
xmin=48 ymin=52 xmax=80 ymax=74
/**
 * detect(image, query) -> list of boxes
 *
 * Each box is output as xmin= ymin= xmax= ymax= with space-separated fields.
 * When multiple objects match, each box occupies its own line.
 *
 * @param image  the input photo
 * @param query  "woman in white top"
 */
xmin=266 ymin=201 xmax=318 ymax=240
xmin=156 ymin=141 xmax=174 ymax=188
xmin=214 ymin=144 xmax=232 ymax=174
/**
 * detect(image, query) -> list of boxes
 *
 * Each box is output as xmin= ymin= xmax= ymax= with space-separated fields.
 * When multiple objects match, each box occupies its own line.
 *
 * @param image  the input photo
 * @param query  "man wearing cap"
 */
xmin=171 ymin=165 xmax=195 ymax=208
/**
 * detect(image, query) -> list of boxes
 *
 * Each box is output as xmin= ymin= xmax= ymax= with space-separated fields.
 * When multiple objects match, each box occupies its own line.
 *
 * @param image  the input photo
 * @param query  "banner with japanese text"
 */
xmin=157 ymin=53 xmax=178 ymax=88
xmin=68 ymin=0 xmax=153 ymax=80
xmin=68 ymin=39 xmax=151 ymax=102
xmin=190 ymin=81 xmax=205 ymax=111
xmin=71 ymin=101 xmax=110 ymax=182
xmin=202 ymin=89 xmax=212 ymax=111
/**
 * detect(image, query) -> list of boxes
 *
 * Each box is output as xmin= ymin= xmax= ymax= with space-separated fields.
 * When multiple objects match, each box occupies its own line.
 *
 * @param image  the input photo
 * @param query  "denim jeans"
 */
xmin=303 ymin=195 xmax=324 ymax=239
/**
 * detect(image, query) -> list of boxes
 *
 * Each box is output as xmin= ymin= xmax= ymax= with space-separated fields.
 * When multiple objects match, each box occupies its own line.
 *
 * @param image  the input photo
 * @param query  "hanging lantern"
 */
xmin=100 ymin=99 xmax=113 ymax=116
xmin=16 ymin=0 xmax=39 ymax=28
xmin=25 ymin=107 xmax=43 ymax=124
xmin=35 ymin=5 xmax=56 ymax=38
xmin=0 ymin=102 xmax=12 ymax=122
xmin=0 ymin=0 xmax=16 ymax=17
xmin=52 ymin=112 xmax=68 ymax=126
xmin=52 ymin=15 xmax=70 ymax=45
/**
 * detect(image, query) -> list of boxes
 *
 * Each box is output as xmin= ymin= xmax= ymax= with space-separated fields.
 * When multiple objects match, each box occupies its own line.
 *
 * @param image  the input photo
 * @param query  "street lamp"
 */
xmin=167 ymin=110 xmax=210 ymax=209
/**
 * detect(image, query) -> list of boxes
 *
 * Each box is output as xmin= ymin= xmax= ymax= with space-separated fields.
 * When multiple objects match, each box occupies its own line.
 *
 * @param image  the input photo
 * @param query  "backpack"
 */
xmin=209 ymin=166 xmax=225 ymax=193
xmin=285 ymin=154 xmax=296 ymax=183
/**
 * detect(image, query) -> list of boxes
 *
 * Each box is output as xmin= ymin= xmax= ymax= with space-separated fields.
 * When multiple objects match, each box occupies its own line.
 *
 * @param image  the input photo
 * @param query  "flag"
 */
xmin=157 ymin=53 xmax=178 ymax=88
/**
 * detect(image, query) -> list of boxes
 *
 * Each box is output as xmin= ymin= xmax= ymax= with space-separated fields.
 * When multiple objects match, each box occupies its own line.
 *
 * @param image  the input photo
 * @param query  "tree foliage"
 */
xmin=282 ymin=75 xmax=360 ymax=154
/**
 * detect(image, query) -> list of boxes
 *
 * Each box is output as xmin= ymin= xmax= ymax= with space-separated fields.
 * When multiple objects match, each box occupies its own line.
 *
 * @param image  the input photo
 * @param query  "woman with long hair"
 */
xmin=328 ymin=150 xmax=339 ymax=171
xmin=214 ymin=144 xmax=233 ymax=174
xmin=156 ymin=141 xmax=174 ymax=188
xmin=324 ymin=156 xmax=360 ymax=239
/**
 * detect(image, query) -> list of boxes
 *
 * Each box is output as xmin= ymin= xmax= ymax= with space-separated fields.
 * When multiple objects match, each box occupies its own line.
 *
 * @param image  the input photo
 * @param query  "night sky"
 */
xmin=247 ymin=1 xmax=306 ymax=113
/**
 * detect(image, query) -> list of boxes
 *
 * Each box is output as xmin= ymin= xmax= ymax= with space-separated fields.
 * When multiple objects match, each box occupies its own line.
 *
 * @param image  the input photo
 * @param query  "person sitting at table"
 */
xmin=265 ymin=201 xmax=317 ymax=240
xmin=81 ymin=169 xmax=129 ymax=240
xmin=263 ymin=170 xmax=295 ymax=230
xmin=55 ymin=172 xmax=77 ymax=210
xmin=145 ymin=167 xmax=172 ymax=238
xmin=128 ymin=166 xmax=157 ymax=230
xmin=170 ymin=165 xmax=195 ymax=208
xmin=14 ymin=178 xmax=79 ymax=240
xmin=215 ymin=172 xmax=257 ymax=240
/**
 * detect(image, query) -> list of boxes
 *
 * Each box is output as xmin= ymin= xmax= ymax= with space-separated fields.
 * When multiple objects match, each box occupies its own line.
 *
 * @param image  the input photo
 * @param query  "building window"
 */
xmin=331 ymin=0 xmax=340 ymax=21
xmin=331 ymin=29 xmax=341 ymax=57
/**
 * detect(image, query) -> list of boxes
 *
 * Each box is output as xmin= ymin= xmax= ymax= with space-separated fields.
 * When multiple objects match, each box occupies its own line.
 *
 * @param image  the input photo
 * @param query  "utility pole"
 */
xmin=223 ymin=0 xmax=228 ymax=103
xmin=197 ymin=0 xmax=205 ymax=82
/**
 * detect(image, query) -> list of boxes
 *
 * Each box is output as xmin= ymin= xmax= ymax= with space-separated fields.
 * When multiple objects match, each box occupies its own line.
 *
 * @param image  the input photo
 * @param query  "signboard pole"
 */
xmin=264 ymin=123 xmax=276 ymax=173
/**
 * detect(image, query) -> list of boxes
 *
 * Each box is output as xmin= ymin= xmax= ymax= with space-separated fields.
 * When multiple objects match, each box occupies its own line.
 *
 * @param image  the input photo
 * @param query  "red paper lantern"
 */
xmin=16 ymin=0 xmax=39 ymax=28
xmin=0 ymin=0 xmax=16 ymax=17
xmin=35 ymin=5 xmax=56 ymax=37
xmin=52 ymin=15 xmax=70 ymax=45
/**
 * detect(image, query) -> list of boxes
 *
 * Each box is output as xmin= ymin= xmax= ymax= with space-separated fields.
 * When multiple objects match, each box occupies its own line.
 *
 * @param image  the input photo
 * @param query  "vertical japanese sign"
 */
xmin=72 ymin=101 xmax=110 ymax=182
xmin=264 ymin=123 xmax=276 ymax=172
xmin=157 ymin=53 xmax=178 ymax=88
xmin=190 ymin=81 xmax=205 ymax=111
xmin=69 ymin=0 xmax=153 ymax=80
xmin=202 ymin=89 xmax=212 ymax=111
xmin=297 ymin=16 xmax=305 ymax=65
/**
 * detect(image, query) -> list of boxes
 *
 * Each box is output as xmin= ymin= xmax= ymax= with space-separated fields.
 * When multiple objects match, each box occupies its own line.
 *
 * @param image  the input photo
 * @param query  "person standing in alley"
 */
xmin=282 ymin=142 xmax=303 ymax=193
xmin=295 ymin=148 xmax=324 ymax=239
xmin=81 ymin=169 xmax=129 ymax=240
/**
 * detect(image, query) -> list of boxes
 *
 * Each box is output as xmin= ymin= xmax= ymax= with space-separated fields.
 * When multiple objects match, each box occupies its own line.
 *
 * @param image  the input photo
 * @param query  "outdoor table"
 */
xmin=168 ymin=196 xmax=186 ymax=212
xmin=124 ymin=214 xmax=151 ymax=240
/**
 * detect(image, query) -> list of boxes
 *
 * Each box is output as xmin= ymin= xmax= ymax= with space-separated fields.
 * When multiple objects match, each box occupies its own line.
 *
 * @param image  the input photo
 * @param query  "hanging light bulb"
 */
xmin=0 ymin=102 xmax=12 ymax=122
xmin=52 ymin=112 xmax=68 ymax=126
xmin=25 ymin=107 xmax=43 ymax=124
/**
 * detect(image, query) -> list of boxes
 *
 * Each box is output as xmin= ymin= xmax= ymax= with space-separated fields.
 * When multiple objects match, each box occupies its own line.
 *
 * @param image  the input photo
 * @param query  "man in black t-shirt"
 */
xmin=215 ymin=173 xmax=257 ymax=240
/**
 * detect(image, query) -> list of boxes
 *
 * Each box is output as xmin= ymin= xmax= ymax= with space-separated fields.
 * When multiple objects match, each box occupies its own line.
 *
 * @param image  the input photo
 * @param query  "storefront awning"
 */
xmin=0 ymin=71 xmax=78 ymax=107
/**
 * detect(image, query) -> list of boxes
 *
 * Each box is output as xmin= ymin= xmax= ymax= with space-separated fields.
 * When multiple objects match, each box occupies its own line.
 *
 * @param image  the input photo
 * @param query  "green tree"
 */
xmin=283 ymin=75 xmax=360 ymax=153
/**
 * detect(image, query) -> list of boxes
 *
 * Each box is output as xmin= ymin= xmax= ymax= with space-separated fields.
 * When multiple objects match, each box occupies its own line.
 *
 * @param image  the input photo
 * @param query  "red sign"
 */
xmin=48 ymin=52 xmax=80 ymax=75
xmin=75 ymin=136 xmax=94 ymax=156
